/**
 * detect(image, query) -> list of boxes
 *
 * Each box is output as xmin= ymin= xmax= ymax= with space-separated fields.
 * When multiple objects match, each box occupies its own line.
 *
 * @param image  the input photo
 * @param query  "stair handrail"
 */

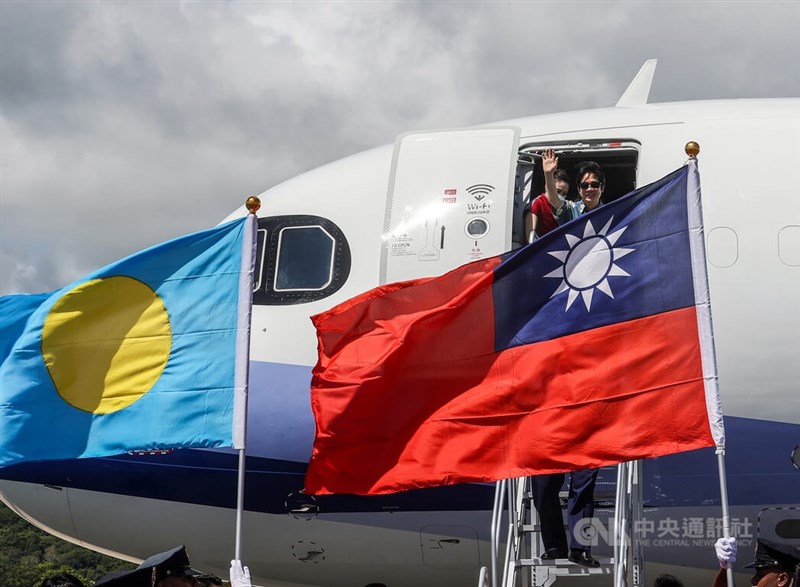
xmin=486 ymin=462 xmax=645 ymax=587
xmin=490 ymin=478 xmax=507 ymax=587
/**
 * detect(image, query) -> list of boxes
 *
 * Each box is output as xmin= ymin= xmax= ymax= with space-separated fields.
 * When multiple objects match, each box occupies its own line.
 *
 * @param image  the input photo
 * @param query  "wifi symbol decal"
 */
xmin=466 ymin=184 xmax=495 ymax=201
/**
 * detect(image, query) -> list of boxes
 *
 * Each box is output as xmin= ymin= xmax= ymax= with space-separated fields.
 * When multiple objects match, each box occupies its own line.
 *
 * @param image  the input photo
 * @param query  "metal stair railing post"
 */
xmin=631 ymin=460 xmax=644 ymax=587
xmin=502 ymin=478 xmax=520 ymax=587
xmin=491 ymin=479 xmax=507 ymax=587
xmin=614 ymin=461 xmax=630 ymax=587
xmin=478 ymin=565 xmax=489 ymax=587
xmin=502 ymin=518 xmax=515 ymax=587
xmin=517 ymin=477 xmax=532 ymax=587
xmin=613 ymin=459 xmax=646 ymax=587
xmin=513 ymin=477 xmax=530 ymax=587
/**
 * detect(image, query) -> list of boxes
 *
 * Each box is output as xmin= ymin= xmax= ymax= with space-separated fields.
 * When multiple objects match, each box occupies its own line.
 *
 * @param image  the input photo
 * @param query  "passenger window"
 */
xmin=275 ymin=226 xmax=334 ymax=291
xmin=253 ymin=215 xmax=351 ymax=306
xmin=707 ymin=227 xmax=739 ymax=268
xmin=778 ymin=225 xmax=800 ymax=266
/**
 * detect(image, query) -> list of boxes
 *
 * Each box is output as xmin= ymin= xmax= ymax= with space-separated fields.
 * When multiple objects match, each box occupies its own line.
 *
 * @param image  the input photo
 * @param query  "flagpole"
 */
xmin=717 ymin=450 xmax=734 ymax=587
xmin=685 ymin=146 xmax=732 ymax=587
xmin=235 ymin=447 xmax=246 ymax=560
xmin=234 ymin=198 xmax=260 ymax=561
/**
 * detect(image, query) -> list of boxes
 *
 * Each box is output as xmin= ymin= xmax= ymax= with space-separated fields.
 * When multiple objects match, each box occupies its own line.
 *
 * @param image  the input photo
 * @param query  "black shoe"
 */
xmin=541 ymin=548 xmax=568 ymax=560
xmin=568 ymin=550 xmax=600 ymax=567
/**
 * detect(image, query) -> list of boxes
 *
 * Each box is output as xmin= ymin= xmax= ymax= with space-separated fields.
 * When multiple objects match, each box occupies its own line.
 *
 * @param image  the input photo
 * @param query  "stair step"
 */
xmin=517 ymin=556 xmax=614 ymax=571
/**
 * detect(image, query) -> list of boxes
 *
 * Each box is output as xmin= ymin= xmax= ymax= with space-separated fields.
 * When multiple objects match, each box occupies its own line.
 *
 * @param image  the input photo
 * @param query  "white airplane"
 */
xmin=1 ymin=61 xmax=798 ymax=587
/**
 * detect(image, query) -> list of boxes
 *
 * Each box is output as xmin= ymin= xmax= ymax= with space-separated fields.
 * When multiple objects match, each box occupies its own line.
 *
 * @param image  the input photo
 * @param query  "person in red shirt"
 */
xmin=525 ymin=149 xmax=573 ymax=241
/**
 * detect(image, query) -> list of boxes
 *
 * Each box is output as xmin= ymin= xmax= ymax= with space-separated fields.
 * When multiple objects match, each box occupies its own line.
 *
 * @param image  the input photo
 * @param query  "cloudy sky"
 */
xmin=1 ymin=0 xmax=798 ymax=295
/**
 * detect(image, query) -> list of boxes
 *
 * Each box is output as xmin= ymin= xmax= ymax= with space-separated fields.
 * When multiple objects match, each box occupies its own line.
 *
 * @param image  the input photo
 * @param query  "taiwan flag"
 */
xmin=305 ymin=161 xmax=724 ymax=495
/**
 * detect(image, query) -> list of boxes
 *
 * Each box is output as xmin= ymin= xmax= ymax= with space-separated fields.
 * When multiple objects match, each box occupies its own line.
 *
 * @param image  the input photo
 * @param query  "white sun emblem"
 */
xmin=545 ymin=216 xmax=635 ymax=311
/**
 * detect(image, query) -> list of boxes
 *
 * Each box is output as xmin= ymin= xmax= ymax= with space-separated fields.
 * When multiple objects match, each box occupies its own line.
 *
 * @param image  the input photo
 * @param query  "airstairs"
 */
xmin=478 ymin=461 xmax=645 ymax=587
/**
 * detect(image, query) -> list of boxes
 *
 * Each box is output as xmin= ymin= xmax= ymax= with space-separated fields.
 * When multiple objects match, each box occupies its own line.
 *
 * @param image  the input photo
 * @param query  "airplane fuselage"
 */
xmin=2 ymin=98 xmax=799 ymax=587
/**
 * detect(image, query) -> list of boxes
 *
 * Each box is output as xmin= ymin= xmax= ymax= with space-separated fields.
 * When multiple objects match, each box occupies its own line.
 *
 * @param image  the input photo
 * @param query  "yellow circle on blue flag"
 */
xmin=41 ymin=276 xmax=172 ymax=414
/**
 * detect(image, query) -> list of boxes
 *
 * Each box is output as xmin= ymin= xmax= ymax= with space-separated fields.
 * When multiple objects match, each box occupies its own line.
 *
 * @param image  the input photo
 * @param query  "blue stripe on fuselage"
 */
xmin=0 ymin=415 xmax=796 ymax=513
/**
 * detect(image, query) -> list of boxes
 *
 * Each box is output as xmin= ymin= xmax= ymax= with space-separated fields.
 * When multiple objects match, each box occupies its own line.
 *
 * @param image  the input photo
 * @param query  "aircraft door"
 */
xmin=757 ymin=507 xmax=800 ymax=547
xmin=381 ymin=127 xmax=521 ymax=284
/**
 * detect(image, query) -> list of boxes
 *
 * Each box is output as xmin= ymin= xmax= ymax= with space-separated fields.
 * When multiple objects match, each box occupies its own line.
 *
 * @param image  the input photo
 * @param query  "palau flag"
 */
xmin=305 ymin=160 xmax=725 ymax=495
xmin=0 ymin=216 xmax=256 ymax=467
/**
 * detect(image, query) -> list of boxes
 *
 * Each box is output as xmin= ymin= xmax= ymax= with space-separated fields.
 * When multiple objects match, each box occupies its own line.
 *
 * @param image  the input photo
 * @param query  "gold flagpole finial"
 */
xmin=685 ymin=141 xmax=700 ymax=158
xmin=245 ymin=196 xmax=261 ymax=214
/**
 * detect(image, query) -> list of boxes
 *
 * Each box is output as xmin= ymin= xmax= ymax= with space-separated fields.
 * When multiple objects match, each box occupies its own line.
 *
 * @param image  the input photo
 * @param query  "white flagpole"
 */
xmin=717 ymin=450 xmax=734 ymax=586
xmin=233 ymin=200 xmax=259 ymax=561
xmin=235 ymin=448 xmax=247 ymax=560
xmin=685 ymin=148 xmax=731 ymax=586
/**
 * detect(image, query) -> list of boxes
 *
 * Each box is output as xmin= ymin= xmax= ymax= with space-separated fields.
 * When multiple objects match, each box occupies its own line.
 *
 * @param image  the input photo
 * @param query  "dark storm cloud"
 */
xmin=1 ymin=1 xmax=91 ymax=134
xmin=1 ymin=0 xmax=798 ymax=294
xmin=1 ymin=1 xmax=165 ymax=138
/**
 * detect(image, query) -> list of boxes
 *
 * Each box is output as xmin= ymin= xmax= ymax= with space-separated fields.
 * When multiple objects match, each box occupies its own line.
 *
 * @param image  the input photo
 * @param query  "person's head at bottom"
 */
xmin=40 ymin=573 xmax=85 ymax=587
xmin=195 ymin=574 xmax=224 ymax=587
xmin=157 ymin=570 xmax=199 ymax=587
xmin=749 ymin=565 xmax=796 ymax=587
xmin=653 ymin=573 xmax=684 ymax=587
xmin=745 ymin=539 xmax=799 ymax=587
xmin=94 ymin=545 xmax=202 ymax=587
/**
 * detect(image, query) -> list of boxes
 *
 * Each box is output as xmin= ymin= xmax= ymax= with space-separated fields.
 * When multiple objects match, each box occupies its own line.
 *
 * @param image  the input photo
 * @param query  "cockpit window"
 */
xmin=274 ymin=226 xmax=335 ymax=291
xmin=253 ymin=215 xmax=350 ymax=305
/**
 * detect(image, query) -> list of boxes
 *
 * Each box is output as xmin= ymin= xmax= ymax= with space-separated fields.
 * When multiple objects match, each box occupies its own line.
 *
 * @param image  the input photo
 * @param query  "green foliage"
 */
xmin=0 ymin=502 xmax=134 ymax=587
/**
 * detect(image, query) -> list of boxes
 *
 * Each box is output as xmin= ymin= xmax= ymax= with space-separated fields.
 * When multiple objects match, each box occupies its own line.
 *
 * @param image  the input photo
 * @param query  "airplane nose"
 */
xmin=0 ymin=480 xmax=81 ymax=544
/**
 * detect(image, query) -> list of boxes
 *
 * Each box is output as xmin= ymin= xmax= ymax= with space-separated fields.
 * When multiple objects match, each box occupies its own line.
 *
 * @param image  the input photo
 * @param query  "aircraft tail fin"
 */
xmin=616 ymin=59 xmax=657 ymax=108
